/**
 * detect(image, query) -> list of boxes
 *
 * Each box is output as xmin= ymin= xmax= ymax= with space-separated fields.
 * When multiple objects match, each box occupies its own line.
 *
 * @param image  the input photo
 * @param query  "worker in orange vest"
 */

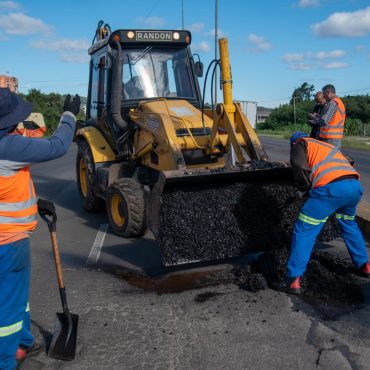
xmin=276 ymin=132 xmax=370 ymax=294
xmin=0 ymin=88 xmax=80 ymax=369
xmin=308 ymin=84 xmax=345 ymax=149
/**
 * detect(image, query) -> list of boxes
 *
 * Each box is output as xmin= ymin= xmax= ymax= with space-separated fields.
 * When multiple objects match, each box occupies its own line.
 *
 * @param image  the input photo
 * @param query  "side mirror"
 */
xmin=194 ymin=61 xmax=204 ymax=78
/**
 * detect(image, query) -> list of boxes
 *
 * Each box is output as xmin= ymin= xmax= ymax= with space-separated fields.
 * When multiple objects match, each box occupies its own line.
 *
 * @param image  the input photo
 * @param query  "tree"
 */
xmin=259 ymin=94 xmax=370 ymax=136
xmin=290 ymin=82 xmax=315 ymax=104
xmin=20 ymin=89 xmax=86 ymax=134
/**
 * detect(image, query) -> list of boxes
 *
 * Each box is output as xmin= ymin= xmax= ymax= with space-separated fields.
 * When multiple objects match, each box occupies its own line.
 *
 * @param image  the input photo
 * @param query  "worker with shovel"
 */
xmin=0 ymin=88 xmax=80 ymax=370
xmin=276 ymin=131 xmax=370 ymax=294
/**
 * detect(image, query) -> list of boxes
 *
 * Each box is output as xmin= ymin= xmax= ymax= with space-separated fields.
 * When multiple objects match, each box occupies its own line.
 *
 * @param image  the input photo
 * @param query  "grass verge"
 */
xmin=257 ymin=130 xmax=370 ymax=151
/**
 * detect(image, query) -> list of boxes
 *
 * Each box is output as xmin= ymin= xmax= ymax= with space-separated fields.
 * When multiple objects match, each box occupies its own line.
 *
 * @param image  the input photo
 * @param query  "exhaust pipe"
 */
xmin=110 ymin=40 xmax=127 ymax=131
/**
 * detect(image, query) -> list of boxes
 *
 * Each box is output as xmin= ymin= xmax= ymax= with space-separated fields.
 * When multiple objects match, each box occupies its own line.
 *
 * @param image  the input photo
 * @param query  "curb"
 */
xmin=356 ymin=201 xmax=370 ymax=242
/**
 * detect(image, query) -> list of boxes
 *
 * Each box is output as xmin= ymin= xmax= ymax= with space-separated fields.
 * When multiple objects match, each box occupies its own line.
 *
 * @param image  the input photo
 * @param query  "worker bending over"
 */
xmin=0 ymin=88 xmax=80 ymax=370
xmin=277 ymin=131 xmax=370 ymax=294
xmin=308 ymin=84 xmax=345 ymax=149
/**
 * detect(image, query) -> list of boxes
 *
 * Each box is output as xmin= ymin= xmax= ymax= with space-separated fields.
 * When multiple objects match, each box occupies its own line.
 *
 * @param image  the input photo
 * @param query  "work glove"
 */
xmin=37 ymin=198 xmax=56 ymax=219
xmin=63 ymin=94 xmax=81 ymax=116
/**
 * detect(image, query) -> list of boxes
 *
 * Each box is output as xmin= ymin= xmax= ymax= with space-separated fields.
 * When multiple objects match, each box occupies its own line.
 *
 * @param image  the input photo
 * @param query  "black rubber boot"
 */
xmin=272 ymin=277 xmax=301 ymax=294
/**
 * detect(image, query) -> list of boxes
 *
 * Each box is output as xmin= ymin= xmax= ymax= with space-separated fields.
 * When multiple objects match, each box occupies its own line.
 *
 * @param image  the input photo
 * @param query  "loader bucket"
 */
xmin=148 ymin=162 xmax=296 ymax=266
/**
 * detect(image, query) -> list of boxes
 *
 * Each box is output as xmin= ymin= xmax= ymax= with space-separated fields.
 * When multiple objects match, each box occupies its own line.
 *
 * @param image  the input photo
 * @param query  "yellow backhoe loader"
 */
xmin=75 ymin=22 xmax=292 ymax=266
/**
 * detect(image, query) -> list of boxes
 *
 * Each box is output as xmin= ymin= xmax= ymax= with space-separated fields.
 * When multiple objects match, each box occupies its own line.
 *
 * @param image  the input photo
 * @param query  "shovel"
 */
xmin=40 ymin=205 xmax=78 ymax=361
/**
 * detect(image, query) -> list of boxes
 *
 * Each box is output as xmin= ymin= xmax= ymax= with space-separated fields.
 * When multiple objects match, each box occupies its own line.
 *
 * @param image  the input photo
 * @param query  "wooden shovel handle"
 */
xmin=50 ymin=231 xmax=65 ymax=289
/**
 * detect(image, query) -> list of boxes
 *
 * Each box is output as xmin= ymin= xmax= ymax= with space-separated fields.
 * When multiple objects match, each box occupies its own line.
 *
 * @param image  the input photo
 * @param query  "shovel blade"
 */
xmin=48 ymin=312 xmax=78 ymax=361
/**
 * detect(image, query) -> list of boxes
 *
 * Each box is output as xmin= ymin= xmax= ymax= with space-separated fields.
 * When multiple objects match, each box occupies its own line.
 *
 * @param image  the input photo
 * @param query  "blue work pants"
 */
xmin=287 ymin=180 xmax=368 ymax=277
xmin=0 ymin=238 xmax=33 ymax=370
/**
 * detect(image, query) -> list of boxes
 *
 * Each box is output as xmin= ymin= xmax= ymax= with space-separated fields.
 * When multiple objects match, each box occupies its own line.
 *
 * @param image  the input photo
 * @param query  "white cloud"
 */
xmin=60 ymin=53 xmax=89 ymax=64
xmin=30 ymin=38 xmax=90 ymax=63
xmin=136 ymin=16 xmax=165 ymax=28
xmin=355 ymin=44 xmax=367 ymax=53
xmin=0 ymin=1 xmax=21 ymax=12
xmin=207 ymin=28 xmax=225 ymax=38
xmin=192 ymin=41 xmax=210 ymax=53
xmin=247 ymin=33 xmax=272 ymax=52
xmin=31 ymin=38 xmax=90 ymax=52
xmin=313 ymin=50 xmax=346 ymax=59
xmin=321 ymin=62 xmax=350 ymax=69
xmin=0 ymin=12 xmax=50 ymax=35
xmin=297 ymin=0 xmax=320 ymax=8
xmin=282 ymin=49 xmax=349 ymax=70
xmin=289 ymin=63 xmax=314 ymax=71
xmin=281 ymin=53 xmax=305 ymax=63
xmin=186 ymin=23 xmax=205 ymax=33
xmin=312 ymin=6 xmax=370 ymax=37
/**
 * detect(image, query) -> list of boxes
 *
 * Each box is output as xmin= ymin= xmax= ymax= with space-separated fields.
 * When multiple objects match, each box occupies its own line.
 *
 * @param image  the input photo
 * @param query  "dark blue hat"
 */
xmin=290 ymin=131 xmax=308 ymax=145
xmin=0 ymin=88 xmax=32 ymax=130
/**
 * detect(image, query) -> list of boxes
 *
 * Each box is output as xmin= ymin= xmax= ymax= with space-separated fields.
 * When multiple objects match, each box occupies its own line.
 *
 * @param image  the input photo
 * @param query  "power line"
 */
xmin=338 ymin=87 xmax=370 ymax=95
xmin=257 ymin=86 xmax=370 ymax=105
xmin=143 ymin=0 xmax=161 ymax=23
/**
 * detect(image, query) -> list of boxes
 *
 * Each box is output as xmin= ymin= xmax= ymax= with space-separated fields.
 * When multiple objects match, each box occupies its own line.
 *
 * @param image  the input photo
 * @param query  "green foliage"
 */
xmin=259 ymin=93 xmax=370 ymax=137
xmin=342 ymin=95 xmax=370 ymax=123
xmin=259 ymin=100 xmax=315 ymax=130
xmin=19 ymin=89 xmax=86 ymax=134
xmin=344 ymin=118 xmax=362 ymax=136
xmin=290 ymin=82 xmax=315 ymax=104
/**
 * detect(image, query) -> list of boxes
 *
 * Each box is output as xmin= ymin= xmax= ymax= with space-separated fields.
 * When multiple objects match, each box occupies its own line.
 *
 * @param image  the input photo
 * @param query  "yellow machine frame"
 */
xmin=77 ymin=37 xmax=268 ymax=174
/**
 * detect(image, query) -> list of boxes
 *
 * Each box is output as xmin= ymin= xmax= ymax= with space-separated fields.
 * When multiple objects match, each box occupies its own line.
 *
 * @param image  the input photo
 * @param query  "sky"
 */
xmin=0 ymin=0 xmax=370 ymax=108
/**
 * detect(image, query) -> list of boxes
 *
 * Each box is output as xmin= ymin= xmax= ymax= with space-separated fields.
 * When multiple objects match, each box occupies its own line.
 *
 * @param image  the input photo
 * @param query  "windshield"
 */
xmin=122 ymin=47 xmax=196 ymax=100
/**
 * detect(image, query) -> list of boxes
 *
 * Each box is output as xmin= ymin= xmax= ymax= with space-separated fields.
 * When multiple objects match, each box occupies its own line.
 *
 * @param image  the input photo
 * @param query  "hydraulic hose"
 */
xmin=201 ymin=59 xmax=220 ymax=133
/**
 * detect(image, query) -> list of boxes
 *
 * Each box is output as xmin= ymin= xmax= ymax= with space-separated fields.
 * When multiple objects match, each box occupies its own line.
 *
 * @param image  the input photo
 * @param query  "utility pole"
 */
xmin=214 ymin=0 xmax=218 ymax=106
xmin=293 ymin=96 xmax=297 ymax=128
xmin=181 ymin=0 xmax=184 ymax=29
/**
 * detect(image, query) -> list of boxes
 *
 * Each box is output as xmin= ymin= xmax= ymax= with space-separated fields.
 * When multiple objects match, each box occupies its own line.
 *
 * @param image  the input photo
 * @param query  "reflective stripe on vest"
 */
xmin=302 ymin=138 xmax=359 ymax=188
xmin=0 ymin=320 xmax=23 ymax=337
xmin=319 ymin=97 xmax=346 ymax=139
xmin=0 ymin=167 xmax=38 ymax=239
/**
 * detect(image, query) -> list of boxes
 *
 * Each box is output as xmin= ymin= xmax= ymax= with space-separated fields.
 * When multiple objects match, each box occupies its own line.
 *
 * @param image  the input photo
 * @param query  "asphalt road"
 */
xmin=19 ymin=143 xmax=370 ymax=370
xmin=260 ymin=136 xmax=370 ymax=203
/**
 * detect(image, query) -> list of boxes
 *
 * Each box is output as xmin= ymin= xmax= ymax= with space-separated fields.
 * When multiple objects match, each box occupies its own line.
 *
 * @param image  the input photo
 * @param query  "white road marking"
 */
xmin=87 ymin=224 xmax=108 ymax=264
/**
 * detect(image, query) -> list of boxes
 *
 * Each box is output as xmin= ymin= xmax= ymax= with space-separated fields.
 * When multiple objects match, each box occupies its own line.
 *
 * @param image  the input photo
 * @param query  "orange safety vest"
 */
xmin=319 ymin=97 xmax=346 ymax=140
xmin=0 ymin=166 xmax=38 ymax=245
xmin=300 ymin=138 xmax=359 ymax=188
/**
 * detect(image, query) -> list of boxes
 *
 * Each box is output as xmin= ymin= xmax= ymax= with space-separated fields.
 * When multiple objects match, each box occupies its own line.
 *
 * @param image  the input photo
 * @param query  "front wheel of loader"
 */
xmin=76 ymin=140 xmax=105 ymax=212
xmin=106 ymin=178 xmax=147 ymax=238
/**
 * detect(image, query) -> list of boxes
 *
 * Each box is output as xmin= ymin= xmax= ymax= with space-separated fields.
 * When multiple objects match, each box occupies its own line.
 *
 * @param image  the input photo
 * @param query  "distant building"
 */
xmin=256 ymin=108 xmax=273 ymax=123
xmin=0 ymin=75 xmax=19 ymax=93
xmin=236 ymin=100 xmax=258 ymax=128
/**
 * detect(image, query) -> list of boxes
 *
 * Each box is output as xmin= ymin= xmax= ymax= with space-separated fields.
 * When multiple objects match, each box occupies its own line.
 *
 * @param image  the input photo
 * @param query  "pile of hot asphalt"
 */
xmin=159 ymin=174 xmax=339 ymax=265
xmin=158 ymin=161 xmax=367 ymax=307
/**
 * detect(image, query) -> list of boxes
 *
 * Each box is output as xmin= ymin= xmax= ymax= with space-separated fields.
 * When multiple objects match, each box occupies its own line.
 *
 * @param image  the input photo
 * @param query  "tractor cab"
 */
xmin=86 ymin=26 xmax=203 ymax=152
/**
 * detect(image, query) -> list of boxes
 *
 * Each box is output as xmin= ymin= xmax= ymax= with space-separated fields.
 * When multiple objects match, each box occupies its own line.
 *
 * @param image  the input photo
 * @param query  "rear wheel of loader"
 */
xmin=106 ymin=178 xmax=147 ymax=237
xmin=76 ymin=140 xmax=105 ymax=212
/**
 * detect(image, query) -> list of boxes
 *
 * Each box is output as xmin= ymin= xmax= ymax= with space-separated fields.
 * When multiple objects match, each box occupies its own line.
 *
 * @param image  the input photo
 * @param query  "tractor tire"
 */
xmin=76 ymin=140 xmax=105 ymax=212
xmin=106 ymin=178 xmax=147 ymax=238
